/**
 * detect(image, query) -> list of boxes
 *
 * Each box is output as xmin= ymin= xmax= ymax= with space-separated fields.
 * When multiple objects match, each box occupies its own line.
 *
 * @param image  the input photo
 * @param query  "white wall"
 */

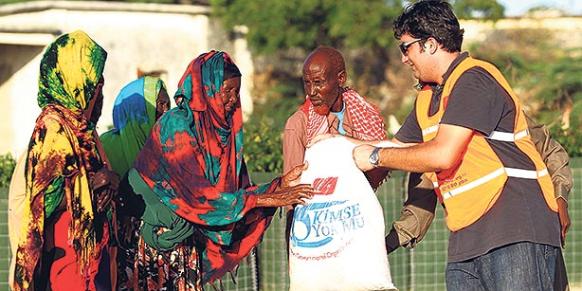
xmin=0 ymin=45 xmax=44 ymax=158
xmin=0 ymin=2 xmax=255 ymax=157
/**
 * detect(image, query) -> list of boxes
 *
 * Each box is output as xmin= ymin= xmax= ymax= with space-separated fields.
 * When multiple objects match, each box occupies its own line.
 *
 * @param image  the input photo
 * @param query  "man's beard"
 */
xmin=313 ymin=104 xmax=331 ymax=116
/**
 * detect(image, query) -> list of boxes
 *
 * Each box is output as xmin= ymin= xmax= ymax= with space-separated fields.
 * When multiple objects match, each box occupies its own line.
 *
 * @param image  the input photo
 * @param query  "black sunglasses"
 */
xmin=399 ymin=39 xmax=423 ymax=56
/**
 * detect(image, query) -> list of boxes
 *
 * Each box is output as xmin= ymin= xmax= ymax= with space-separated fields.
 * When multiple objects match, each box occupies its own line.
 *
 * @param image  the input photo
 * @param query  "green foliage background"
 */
xmin=0 ymin=154 xmax=16 ymax=188
xmin=210 ymin=0 xmax=517 ymax=172
xmin=470 ymin=29 xmax=582 ymax=157
xmin=243 ymin=93 xmax=301 ymax=173
xmin=208 ymin=0 xmax=580 ymax=172
xmin=210 ymin=0 xmax=401 ymax=54
xmin=0 ymin=0 xmax=578 ymax=177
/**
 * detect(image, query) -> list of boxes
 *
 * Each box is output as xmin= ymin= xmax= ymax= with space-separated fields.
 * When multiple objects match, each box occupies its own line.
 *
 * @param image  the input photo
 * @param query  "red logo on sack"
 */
xmin=312 ymin=177 xmax=338 ymax=195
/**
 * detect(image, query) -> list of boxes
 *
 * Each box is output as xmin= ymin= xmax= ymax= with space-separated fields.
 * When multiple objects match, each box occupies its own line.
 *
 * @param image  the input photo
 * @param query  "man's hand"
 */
xmin=557 ymin=197 xmax=570 ymax=246
xmin=353 ymin=144 xmax=377 ymax=171
xmin=281 ymin=162 xmax=308 ymax=189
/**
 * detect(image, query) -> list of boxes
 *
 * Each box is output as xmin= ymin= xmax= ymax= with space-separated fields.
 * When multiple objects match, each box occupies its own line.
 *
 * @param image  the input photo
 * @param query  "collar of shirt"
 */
xmin=326 ymin=102 xmax=351 ymax=135
xmin=427 ymin=51 xmax=470 ymax=116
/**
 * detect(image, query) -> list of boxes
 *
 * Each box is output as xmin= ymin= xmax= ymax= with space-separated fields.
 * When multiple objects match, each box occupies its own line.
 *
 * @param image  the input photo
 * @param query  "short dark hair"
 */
xmin=393 ymin=0 xmax=464 ymax=52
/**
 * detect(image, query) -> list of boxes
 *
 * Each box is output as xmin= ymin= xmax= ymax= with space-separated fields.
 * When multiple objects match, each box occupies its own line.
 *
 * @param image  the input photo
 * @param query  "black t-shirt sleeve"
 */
xmin=395 ymin=104 xmax=423 ymax=143
xmin=441 ymin=68 xmax=506 ymax=136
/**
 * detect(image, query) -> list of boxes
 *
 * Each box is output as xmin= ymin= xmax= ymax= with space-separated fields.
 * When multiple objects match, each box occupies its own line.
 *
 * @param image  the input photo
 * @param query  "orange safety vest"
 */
xmin=416 ymin=57 xmax=557 ymax=232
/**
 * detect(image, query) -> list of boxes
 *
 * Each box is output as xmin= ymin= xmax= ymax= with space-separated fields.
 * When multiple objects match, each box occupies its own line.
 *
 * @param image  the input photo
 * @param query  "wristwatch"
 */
xmin=369 ymin=147 xmax=381 ymax=167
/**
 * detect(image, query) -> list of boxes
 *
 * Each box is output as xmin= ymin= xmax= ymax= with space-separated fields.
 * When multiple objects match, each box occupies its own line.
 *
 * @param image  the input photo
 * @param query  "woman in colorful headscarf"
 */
xmin=100 ymin=76 xmax=170 ymax=179
xmin=13 ymin=31 xmax=119 ymax=291
xmin=130 ymin=50 xmax=314 ymax=290
xmin=99 ymin=76 xmax=171 ymax=290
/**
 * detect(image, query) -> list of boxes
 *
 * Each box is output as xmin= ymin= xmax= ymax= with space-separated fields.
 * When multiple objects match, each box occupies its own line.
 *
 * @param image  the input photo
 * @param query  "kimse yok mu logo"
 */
xmin=290 ymin=176 xmax=365 ymax=253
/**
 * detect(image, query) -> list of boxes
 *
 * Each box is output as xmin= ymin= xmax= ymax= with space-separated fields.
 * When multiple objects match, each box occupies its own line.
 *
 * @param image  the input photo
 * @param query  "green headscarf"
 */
xmin=100 ymin=76 xmax=166 ymax=178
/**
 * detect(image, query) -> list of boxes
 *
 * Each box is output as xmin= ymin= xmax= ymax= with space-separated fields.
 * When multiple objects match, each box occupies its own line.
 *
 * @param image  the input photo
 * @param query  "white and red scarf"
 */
xmin=300 ymin=88 xmax=387 ymax=144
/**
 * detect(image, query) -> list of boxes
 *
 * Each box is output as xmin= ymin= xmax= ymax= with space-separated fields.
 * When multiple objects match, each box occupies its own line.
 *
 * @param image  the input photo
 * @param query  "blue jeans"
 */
xmin=446 ymin=242 xmax=558 ymax=291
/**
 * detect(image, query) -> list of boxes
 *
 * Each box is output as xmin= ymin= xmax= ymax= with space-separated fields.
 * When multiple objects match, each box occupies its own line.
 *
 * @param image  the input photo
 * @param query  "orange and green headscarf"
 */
xmin=14 ymin=30 xmax=107 ymax=290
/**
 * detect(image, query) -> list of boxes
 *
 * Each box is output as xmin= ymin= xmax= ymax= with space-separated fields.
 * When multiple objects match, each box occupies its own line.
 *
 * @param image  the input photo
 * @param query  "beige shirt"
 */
xmin=283 ymin=110 xmax=354 ymax=173
xmin=526 ymin=116 xmax=573 ymax=201
xmin=8 ymin=152 xmax=27 ymax=288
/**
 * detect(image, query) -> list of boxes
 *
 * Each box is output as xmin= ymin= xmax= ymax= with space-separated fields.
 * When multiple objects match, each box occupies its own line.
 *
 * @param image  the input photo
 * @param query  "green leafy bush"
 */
xmin=243 ymin=118 xmax=284 ymax=173
xmin=0 ymin=153 xmax=17 ymax=188
xmin=550 ymin=126 xmax=582 ymax=158
xmin=471 ymin=30 xmax=582 ymax=157
xmin=243 ymin=92 xmax=302 ymax=173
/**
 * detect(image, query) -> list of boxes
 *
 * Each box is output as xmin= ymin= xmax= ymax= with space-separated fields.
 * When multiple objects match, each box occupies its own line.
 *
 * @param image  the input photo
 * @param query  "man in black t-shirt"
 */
xmin=352 ymin=1 xmax=568 ymax=290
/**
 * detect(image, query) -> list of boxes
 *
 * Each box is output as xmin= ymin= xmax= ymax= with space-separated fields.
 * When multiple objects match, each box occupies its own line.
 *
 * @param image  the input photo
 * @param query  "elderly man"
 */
xmin=283 ymin=46 xmax=436 ymax=254
xmin=282 ymin=47 xmax=438 ymax=257
xmin=283 ymin=46 xmax=388 ymax=186
xmin=282 ymin=46 xmax=397 ymax=290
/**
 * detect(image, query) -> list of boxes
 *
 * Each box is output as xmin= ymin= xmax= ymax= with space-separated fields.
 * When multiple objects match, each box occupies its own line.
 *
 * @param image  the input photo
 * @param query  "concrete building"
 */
xmin=0 ymin=1 xmax=255 ymax=157
xmin=1 ymin=1 xmax=581 ymax=158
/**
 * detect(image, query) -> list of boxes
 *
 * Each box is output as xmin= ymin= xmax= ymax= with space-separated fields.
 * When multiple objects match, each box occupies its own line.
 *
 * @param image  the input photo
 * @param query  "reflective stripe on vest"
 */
xmin=415 ymin=57 xmax=557 ymax=231
xmin=486 ymin=129 xmax=529 ymax=142
xmin=441 ymin=167 xmax=549 ymax=199
xmin=428 ymin=127 xmax=530 ymax=142
xmin=427 ymin=126 xmax=536 ymax=193
xmin=422 ymin=125 xmax=439 ymax=138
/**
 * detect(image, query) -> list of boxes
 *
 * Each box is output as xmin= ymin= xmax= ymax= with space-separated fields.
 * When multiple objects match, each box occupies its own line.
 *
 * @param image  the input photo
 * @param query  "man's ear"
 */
xmin=425 ymin=38 xmax=438 ymax=54
xmin=337 ymin=70 xmax=347 ymax=86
